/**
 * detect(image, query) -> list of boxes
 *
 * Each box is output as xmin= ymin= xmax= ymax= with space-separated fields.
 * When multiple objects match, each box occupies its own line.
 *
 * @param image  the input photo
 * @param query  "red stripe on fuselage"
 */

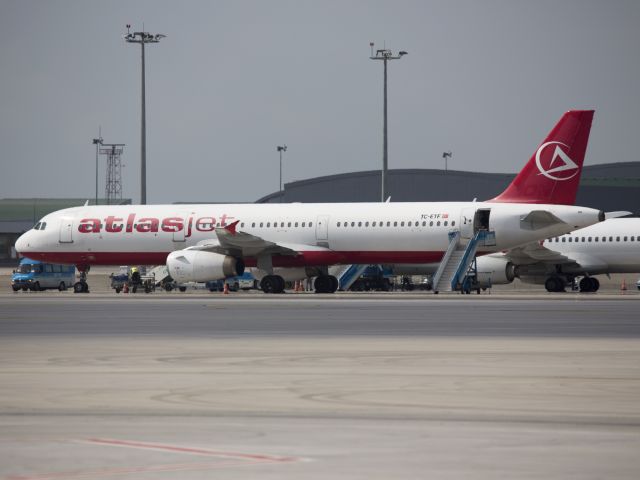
xmin=23 ymin=250 xmax=446 ymax=267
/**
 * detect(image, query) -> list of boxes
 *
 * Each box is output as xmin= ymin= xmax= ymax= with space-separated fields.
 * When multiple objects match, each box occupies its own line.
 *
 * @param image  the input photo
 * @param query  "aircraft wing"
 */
xmin=183 ymin=221 xmax=327 ymax=258
xmin=502 ymin=242 xmax=573 ymax=265
xmin=502 ymin=242 xmax=610 ymax=273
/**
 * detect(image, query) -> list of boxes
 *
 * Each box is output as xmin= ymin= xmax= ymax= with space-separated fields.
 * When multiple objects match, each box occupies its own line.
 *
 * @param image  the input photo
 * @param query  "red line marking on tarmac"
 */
xmin=79 ymin=437 xmax=298 ymax=463
xmin=4 ymin=438 xmax=300 ymax=480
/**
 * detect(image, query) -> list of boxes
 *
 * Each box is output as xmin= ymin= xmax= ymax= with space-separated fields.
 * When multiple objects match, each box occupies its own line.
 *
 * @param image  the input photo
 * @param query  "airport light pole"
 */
xmin=92 ymin=132 xmax=103 ymax=205
xmin=277 ymin=145 xmax=287 ymax=203
xmin=443 ymin=151 xmax=452 ymax=173
xmin=124 ymin=24 xmax=166 ymax=205
xmin=370 ymin=42 xmax=407 ymax=202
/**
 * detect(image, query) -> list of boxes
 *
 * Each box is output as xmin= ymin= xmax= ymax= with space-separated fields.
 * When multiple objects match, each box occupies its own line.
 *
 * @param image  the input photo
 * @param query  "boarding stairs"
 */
xmin=432 ymin=230 xmax=495 ymax=293
xmin=335 ymin=264 xmax=369 ymax=291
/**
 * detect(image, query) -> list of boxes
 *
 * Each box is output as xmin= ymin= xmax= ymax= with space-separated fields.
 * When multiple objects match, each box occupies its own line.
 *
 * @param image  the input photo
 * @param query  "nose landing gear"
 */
xmin=73 ymin=266 xmax=90 ymax=293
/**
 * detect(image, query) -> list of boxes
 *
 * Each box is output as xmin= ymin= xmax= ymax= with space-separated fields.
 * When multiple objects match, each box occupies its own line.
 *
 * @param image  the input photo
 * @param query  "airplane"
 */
xmin=472 ymin=217 xmax=640 ymax=293
xmin=15 ymin=110 xmax=604 ymax=294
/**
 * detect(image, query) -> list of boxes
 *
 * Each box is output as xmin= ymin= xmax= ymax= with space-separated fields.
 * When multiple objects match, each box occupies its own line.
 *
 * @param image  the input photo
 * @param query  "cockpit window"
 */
xmin=41 ymin=222 xmax=46 ymax=230
xmin=33 ymin=221 xmax=47 ymax=231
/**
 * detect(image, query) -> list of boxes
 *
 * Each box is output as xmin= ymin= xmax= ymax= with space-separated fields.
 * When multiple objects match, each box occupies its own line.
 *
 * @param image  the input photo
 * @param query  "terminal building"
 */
xmin=1 ymin=162 xmax=638 ymax=262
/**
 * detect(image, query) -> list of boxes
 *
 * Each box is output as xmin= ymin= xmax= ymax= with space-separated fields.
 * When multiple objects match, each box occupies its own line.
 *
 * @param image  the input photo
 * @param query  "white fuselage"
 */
xmin=15 ymin=201 xmax=603 ymax=268
xmin=540 ymin=218 xmax=640 ymax=274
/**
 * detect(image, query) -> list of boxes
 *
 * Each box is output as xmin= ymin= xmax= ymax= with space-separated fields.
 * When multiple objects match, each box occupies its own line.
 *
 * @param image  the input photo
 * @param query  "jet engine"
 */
xmin=475 ymin=255 xmax=516 ymax=288
xmin=166 ymin=250 xmax=244 ymax=283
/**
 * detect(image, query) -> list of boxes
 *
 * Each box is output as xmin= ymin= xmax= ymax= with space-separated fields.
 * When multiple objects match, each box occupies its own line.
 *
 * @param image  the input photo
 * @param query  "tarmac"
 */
xmin=1 ymin=284 xmax=640 ymax=479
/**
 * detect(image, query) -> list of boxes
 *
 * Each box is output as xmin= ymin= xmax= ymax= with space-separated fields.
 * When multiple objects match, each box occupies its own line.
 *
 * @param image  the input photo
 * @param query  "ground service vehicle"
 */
xmin=11 ymin=257 xmax=75 ymax=292
xmin=207 ymin=272 xmax=257 ymax=292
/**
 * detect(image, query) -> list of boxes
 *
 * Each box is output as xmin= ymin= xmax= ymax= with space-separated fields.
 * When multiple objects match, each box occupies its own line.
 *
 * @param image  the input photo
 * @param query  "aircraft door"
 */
xmin=474 ymin=209 xmax=491 ymax=232
xmin=173 ymin=226 xmax=185 ymax=242
xmin=59 ymin=217 xmax=73 ymax=243
xmin=460 ymin=208 xmax=476 ymax=239
xmin=460 ymin=208 xmax=491 ymax=239
xmin=316 ymin=215 xmax=329 ymax=242
xmin=172 ymin=213 xmax=190 ymax=243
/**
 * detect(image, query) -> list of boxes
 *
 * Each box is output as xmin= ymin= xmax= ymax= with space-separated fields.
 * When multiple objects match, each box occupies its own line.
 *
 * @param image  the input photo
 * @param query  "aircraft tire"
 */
xmin=73 ymin=282 xmax=85 ymax=294
xmin=261 ymin=275 xmax=284 ymax=294
xmin=579 ymin=277 xmax=592 ymax=293
xmin=314 ymin=275 xmax=335 ymax=294
xmin=328 ymin=275 xmax=339 ymax=293
xmin=545 ymin=277 xmax=565 ymax=293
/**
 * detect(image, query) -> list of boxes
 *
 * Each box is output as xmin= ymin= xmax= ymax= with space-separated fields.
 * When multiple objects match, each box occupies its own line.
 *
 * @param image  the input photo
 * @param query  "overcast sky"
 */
xmin=1 ymin=0 xmax=639 ymax=203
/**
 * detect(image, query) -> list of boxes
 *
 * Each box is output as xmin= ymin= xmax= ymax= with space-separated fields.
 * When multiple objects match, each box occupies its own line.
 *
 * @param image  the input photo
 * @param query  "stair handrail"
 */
xmin=450 ymin=230 xmax=487 ymax=290
xmin=432 ymin=230 xmax=461 ymax=290
xmin=338 ymin=264 xmax=368 ymax=291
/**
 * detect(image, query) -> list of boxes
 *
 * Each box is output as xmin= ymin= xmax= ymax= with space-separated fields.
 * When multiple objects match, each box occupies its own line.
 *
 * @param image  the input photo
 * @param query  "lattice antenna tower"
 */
xmin=100 ymin=143 xmax=125 ymax=205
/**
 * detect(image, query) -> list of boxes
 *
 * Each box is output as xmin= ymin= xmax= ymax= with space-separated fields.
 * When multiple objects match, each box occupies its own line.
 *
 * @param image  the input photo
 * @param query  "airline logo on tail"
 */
xmin=535 ymin=141 xmax=579 ymax=181
xmin=489 ymin=109 xmax=594 ymax=205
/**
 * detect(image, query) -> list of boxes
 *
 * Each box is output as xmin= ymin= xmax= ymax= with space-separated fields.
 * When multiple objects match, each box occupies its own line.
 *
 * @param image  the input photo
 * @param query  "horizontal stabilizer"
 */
xmin=604 ymin=211 xmax=632 ymax=219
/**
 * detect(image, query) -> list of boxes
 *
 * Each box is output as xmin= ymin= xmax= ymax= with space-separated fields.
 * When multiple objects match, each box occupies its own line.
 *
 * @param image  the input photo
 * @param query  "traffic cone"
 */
xmin=123 ymin=283 xmax=129 ymax=294
xmin=223 ymin=283 xmax=230 ymax=295
xmin=621 ymin=278 xmax=627 ymax=291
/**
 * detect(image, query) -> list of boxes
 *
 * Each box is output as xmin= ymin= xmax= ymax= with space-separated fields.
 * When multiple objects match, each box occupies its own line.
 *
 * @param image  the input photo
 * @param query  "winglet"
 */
xmin=224 ymin=220 xmax=240 ymax=235
xmin=489 ymin=110 xmax=594 ymax=205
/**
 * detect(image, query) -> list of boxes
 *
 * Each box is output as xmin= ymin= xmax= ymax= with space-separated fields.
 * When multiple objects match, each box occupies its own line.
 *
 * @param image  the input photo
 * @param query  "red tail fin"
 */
xmin=490 ymin=110 xmax=594 ymax=205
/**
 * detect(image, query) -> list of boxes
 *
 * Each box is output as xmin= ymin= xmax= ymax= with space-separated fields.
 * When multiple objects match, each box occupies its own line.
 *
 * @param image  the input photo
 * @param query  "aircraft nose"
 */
xmin=14 ymin=231 xmax=31 ymax=254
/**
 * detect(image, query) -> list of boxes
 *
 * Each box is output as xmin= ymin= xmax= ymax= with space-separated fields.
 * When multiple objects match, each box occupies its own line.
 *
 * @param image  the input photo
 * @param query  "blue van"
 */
xmin=205 ymin=272 xmax=257 ymax=292
xmin=11 ymin=257 xmax=76 ymax=292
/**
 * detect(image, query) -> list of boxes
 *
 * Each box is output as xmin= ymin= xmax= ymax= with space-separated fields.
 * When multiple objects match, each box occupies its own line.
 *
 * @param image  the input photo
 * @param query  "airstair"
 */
xmin=336 ymin=264 xmax=369 ymax=291
xmin=432 ymin=230 xmax=495 ymax=293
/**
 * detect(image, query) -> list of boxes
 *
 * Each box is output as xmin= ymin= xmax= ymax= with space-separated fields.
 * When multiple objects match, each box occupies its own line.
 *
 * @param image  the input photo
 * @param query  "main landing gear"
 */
xmin=544 ymin=276 xmax=565 ymax=293
xmin=260 ymin=274 xmax=339 ymax=294
xmin=73 ymin=266 xmax=90 ymax=294
xmin=579 ymin=276 xmax=600 ymax=293
xmin=314 ymin=275 xmax=339 ymax=294
xmin=260 ymin=275 xmax=285 ymax=294
xmin=544 ymin=275 xmax=600 ymax=293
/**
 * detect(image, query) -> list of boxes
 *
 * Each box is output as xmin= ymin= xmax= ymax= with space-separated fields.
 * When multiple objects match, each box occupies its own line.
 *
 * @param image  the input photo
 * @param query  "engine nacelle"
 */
xmin=475 ymin=255 xmax=516 ymax=287
xmin=167 ymin=250 xmax=244 ymax=283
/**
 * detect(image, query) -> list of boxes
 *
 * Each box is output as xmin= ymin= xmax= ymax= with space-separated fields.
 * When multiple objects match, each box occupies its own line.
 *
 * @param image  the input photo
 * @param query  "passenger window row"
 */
xmin=335 ymin=220 xmax=455 ymax=228
xmin=240 ymin=221 xmax=313 ymax=229
xmin=548 ymin=235 xmax=638 ymax=243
